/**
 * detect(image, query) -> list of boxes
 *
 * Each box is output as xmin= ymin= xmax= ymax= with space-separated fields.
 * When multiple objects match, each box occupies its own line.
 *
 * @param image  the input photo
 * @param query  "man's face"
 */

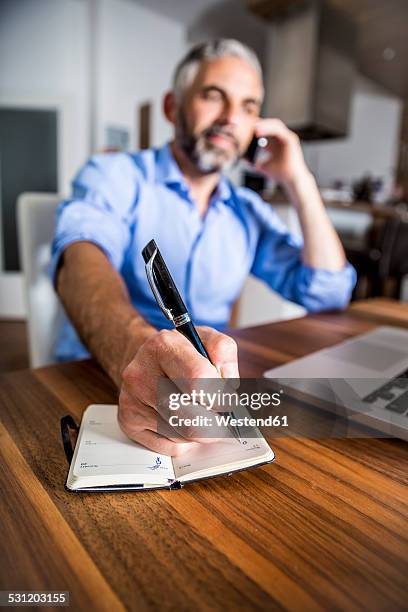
xmin=175 ymin=55 xmax=263 ymax=174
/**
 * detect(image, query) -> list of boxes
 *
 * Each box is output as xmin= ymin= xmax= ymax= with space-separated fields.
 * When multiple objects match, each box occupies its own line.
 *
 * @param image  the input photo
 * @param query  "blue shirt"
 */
xmin=51 ymin=143 xmax=356 ymax=360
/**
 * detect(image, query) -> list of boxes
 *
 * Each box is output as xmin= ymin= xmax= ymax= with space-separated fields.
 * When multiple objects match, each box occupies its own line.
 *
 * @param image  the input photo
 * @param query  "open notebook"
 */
xmin=65 ymin=404 xmax=275 ymax=491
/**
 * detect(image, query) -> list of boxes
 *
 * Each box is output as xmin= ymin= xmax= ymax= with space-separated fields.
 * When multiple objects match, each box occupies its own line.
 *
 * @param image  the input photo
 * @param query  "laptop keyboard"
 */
xmin=363 ymin=368 xmax=408 ymax=415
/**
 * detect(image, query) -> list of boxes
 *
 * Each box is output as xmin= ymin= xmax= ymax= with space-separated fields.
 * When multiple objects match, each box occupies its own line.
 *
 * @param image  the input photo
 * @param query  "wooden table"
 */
xmin=1 ymin=299 xmax=407 ymax=611
xmin=265 ymin=195 xmax=408 ymax=221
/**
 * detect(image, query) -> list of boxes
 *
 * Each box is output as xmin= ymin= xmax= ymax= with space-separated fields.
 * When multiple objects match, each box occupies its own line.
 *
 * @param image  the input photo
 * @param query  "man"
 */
xmin=52 ymin=39 xmax=356 ymax=456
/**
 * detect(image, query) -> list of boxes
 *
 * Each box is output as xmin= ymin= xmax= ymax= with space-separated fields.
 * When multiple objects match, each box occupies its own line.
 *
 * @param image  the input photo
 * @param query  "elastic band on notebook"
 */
xmin=60 ymin=415 xmax=79 ymax=464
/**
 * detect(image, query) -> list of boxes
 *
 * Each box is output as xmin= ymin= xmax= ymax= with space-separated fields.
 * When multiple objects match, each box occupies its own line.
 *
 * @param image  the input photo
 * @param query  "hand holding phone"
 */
xmin=243 ymin=135 xmax=268 ymax=164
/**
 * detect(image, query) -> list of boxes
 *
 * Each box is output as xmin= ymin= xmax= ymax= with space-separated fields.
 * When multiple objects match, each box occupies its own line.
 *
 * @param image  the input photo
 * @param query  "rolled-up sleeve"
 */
xmin=50 ymin=153 xmax=138 ymax=285
xmin=250 ymin=204 xmax=357 ymax=312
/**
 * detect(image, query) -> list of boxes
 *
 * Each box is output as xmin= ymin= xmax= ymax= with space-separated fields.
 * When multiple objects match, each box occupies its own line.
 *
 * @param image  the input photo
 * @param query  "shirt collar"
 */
xmin=155 ymin=142 xmax=234 ymax=205
xmin=155 ymin=142 xmax=186 ymax=188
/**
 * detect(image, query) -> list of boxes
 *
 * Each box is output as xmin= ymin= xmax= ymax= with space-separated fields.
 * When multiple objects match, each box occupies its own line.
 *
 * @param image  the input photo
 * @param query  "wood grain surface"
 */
xmin=0 ymin=300 xmax=407 ymax=611
xmin=0 ymin=320 xmax=29 ymax=373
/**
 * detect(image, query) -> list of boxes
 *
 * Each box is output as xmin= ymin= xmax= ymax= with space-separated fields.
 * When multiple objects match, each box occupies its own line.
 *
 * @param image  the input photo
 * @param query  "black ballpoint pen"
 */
xmin=142 ymin=239 xmax=242 ymax=443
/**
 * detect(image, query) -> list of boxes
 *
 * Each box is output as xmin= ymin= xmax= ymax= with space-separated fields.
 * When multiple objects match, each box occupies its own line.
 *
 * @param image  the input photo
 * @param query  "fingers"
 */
xmin=133 ymin=429 xmax=199 ymax=457
xmin=118 ymin=389 xmax=204 ymax=454
xmin=252 ymin=118 xmax=308 ymax=183
xmin=168 ymin=399 xmax=232 ymax=442
xmin=118 ymin=388 xmax=158 ymax=432
xmin=152 ymin=329 xmax=220 ymax=381
xmin=119 ymin=327 xmax=240 ymax=454
xmin=122 ymin=329 xmax=218 ymax=407
xmin=120 ymin=367 xmax=228 ymax=447
xmin=196 ymin=326 xmax=240 ymax=378
xmin=255 ymin=118 xmax=298 ymax=142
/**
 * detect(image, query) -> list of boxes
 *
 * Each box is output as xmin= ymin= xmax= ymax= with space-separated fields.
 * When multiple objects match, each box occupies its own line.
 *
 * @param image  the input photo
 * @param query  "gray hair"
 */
xmin=172 ymin=39 xmax=264 ymax=102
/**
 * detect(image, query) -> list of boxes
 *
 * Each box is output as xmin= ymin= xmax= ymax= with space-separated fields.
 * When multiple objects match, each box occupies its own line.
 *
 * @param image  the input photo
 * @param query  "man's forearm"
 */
xmin=56 ymin=242 xmax=156 ymax=387
xmin=284 ymin=170 xmax=346 ymax=271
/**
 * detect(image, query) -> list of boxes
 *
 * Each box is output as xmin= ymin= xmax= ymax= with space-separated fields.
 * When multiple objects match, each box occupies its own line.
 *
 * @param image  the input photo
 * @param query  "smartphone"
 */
xmin=243 ymin=135 xmax=268 ymax=164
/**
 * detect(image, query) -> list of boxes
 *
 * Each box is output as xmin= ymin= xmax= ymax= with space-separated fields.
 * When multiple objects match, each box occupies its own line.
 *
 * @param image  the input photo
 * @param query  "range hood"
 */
xmin=263 ymin=1 xmax=357 ymax=140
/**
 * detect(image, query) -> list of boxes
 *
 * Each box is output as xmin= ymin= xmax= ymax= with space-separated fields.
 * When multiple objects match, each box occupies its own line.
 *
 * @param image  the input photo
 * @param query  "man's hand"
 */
xmin=253 ymin=118 xmax=346 ymax=271
xmin=254 ymin=118 xmax=309 ymax=187
xmin=118 ymin=326 xmax=239 ymax=456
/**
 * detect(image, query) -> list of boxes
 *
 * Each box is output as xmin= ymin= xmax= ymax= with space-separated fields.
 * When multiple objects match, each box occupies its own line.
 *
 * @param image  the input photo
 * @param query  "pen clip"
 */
xmin=145 ymin=247 xmax=173 ymax=321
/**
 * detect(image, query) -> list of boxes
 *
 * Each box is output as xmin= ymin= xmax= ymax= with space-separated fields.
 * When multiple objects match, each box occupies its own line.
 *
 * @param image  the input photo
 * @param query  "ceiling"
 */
xmin=132 ymin=0 xmax=408 ymax=98
xmin=132 ymin=0 xmax=221 ymax=25
xmin=331 ymin=0 xmax=408 ymax=98
xmin=248 ymin=0 xmax=408 ymax=98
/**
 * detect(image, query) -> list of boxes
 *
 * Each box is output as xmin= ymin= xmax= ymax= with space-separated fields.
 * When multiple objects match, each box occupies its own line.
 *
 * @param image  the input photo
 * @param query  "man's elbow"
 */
xmin=296 ymin=264 xmax=357 ymax=313
xmin=304 ymin=288 xmax=352 ymax=313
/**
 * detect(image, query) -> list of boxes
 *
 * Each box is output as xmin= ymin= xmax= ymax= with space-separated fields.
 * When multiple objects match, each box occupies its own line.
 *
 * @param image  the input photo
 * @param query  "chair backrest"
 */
xmin=378 ymin=215 xmax=408 ymax=279
xmin=387 ymin=218 xmax=408 ymax=277
xmin=17 ymin=192 xmax=64 ymax=368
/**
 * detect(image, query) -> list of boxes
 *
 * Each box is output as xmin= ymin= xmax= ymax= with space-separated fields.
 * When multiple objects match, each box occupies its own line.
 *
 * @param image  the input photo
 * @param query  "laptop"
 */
xmin=263 ymin=326 xmax=408 ymax=440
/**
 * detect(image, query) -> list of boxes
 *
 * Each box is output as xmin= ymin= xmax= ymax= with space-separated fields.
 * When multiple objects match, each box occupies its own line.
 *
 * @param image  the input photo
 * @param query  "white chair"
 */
xmin=17 ymin=192 xmax=64 ymax=368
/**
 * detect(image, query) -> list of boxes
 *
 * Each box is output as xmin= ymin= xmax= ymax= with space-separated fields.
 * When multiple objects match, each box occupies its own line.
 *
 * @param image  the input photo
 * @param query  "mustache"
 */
xmin=201 ymin=125 xmax=239 ymax=150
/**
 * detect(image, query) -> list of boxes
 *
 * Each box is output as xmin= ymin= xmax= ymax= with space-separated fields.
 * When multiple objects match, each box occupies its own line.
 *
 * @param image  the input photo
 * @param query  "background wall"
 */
xmin=0 ymin=0 xmax=188 ymax=190
xmin=0 ymin=0 xmax=91 ymax=316
xmin=0 ymin=0 xmax=90 ymax=193
xmin=96 ymin=0 xmax=186 ymax=151
xmin=302 ymin=75 xmax=402 ymax=198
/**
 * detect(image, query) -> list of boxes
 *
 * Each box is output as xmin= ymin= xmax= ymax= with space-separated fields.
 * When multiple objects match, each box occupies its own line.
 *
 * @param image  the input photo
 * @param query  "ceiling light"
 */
xmin=382 ymin=47 xmax=396 ymax=61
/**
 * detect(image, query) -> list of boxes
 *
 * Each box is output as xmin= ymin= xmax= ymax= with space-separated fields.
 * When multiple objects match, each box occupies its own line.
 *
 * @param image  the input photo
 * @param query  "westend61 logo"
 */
xmin=168 ymin=389 xmax=282 ymax=411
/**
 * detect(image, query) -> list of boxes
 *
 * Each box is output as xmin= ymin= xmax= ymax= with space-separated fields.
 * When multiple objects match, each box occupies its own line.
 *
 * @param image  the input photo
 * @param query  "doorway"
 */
xmin=0 ymin=107 xmax=58 ymax=316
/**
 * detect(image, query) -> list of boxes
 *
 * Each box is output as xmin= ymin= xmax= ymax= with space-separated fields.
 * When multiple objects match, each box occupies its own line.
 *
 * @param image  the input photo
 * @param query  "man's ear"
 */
xmin=163 ymin=91 xmax=177 ymax=124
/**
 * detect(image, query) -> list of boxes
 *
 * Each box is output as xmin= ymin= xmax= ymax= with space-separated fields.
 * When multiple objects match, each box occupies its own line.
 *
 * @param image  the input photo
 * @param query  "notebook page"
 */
xmin=172 ymin=433 xmax=272 ymax=481
xmin=72 ymin=405 xmax=174 ymax=483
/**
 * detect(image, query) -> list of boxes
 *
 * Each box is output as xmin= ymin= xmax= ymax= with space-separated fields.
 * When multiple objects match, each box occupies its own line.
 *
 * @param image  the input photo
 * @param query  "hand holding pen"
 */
xmin=117 ymin=241 xmax=241 ymax=456
xmin=142 ymin=239 xmax=242 ymax=443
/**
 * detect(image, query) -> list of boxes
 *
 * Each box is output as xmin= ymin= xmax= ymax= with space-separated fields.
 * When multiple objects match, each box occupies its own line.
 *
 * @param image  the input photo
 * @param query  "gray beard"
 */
xmin=175 ymin=111 xmax=240 ymax=175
